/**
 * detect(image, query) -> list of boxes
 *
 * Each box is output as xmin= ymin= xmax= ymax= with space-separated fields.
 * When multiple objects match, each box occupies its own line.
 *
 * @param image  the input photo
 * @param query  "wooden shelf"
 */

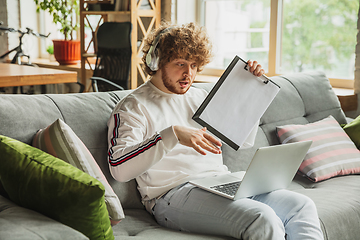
xmin=81 ymin=11 xmax=130 ymax=15
xmin=82 ymin=53 xmax=96 ymax=58
xmin=79 ymin=0 xmax=161 ymax=91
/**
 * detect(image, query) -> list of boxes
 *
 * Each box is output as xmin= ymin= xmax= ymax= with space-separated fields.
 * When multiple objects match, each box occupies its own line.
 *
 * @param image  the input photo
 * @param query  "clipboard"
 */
xmin=192 ymin=55 xmax=280 ymax=150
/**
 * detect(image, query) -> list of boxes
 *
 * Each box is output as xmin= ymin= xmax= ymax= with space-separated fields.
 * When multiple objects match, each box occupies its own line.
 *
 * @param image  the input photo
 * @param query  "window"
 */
xmin=175 ymin=0 xmax=358 ymax=88
xmin=202 ymin=0 xmax=271 ymax=72
xmin=279 ymin=0 xmax=358 ymax=80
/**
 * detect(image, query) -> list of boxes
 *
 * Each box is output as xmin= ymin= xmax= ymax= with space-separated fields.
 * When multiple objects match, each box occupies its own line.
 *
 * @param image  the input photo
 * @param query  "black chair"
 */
xmin=91 ymin=22 xmax=132 ymax=92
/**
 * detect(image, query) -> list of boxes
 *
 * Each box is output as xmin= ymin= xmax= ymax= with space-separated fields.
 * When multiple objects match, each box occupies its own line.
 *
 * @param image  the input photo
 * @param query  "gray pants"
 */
xmin=153 ymin=183 xmax=323 ymax=240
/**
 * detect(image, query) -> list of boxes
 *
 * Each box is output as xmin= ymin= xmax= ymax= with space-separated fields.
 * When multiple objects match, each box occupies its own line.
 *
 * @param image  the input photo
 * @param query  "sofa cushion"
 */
xmin=276 ymin=116 xmax=360 ymax=182
xmin=343 ymin=115 xmax=360 ymax=149
xmin=0 ymin=94 xmax=62 ymax=145
xmin=259 ymin=72 xmax=347 ymax=147
xmin=46 ymin=91 xmax=144 ymax=209
xmin=0 ymin=135 xmax=114 ymax=240
xmin=113 ymin=209 xmax=234 ymax=240
xmin=32 ymin=118 xmax=124 ymax=225
xmin=0 ymin=195 xmax=88 ymax=240
xmin=292 ymin=175 xmax=360 ymax=240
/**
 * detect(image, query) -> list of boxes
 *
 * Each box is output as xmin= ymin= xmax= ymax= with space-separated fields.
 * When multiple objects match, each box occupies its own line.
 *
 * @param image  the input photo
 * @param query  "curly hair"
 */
xmin=142 ymin=22 xmax=213 ymax=76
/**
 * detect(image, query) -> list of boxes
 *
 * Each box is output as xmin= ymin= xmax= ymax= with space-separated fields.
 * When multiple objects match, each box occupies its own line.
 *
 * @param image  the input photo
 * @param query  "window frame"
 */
xmin=176 ymin=0 xmax=355 ymax=89
xmin=270 ymin=0 xmax=354 ymax=88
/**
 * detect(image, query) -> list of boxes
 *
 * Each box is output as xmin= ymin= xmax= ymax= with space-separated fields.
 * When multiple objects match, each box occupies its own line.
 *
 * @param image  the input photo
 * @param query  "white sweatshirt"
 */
xmin=107 ymin=80 xmax=258 ymax=201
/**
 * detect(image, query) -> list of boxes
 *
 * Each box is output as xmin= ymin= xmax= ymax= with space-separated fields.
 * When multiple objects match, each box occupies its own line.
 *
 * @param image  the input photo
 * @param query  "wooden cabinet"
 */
xmin=79 ymin=0 xmax=161 ymax=91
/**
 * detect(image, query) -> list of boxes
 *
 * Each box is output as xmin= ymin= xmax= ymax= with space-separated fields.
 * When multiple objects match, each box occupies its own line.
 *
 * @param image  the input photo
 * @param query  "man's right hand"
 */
xmin=173 ymin=126 xmax=222 ymax=155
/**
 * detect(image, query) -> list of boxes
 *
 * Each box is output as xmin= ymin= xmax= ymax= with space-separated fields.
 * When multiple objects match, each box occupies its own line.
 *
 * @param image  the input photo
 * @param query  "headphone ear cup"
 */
xmin=146 ymin=27 xmax=172 ymax=72
xmin=151 ymin=49 xmax=160 ymax=71
xmin=146 ymin=46 xmax=159 ymax=71
xmin=146 ymin=48 xmax=159 ymax=71
xmin=146 ymin=47 xmax=154 ymax=69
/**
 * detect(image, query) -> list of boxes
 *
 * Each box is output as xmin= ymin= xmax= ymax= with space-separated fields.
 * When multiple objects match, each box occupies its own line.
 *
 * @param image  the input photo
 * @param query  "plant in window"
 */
xmin=34 ymin=0 xmax=80 ymax=65
xmin=34 ymin=0 xmax=79 ymax=40
xmin=46 ymin=45 xmax=54 ymax=55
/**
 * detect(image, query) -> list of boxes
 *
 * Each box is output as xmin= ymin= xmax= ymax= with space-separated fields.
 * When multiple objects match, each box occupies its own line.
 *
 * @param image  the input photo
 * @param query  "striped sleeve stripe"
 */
xmin=110 ymin=113 xmax=120 ymax=147
xmin=109 ymin=134 xmax=162 ymax=166
xmin=108 ymin=113 xmax=121 ymax=158
xmin=108 ymin=113 xmax=163 ymax=166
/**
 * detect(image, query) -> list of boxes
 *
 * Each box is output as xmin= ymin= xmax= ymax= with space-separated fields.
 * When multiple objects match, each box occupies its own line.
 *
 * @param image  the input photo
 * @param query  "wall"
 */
xmin=0 ymin=0 xmax=64 ymax=94
xmin=162 ymin=0 xmax=172 ymax=21
xmin=176 ymin=0 xmax=197 ymax=24
xmin=1 ymin=0 xmax=172 ymax=63
xmin=0 ymin=0 xmax=9 ymax=62
xmin=0 ymin=0 xmax=40 ymax=63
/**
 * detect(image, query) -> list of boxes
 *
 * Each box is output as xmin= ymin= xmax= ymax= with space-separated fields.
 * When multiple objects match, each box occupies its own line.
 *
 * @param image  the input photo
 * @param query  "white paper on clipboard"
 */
xmin=192 ymin=56 xmax=280 ymax=150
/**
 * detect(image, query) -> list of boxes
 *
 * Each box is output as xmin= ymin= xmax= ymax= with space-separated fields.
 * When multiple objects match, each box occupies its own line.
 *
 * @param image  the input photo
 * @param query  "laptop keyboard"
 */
xmin=210 ymin=181 xmax=241 ymax=197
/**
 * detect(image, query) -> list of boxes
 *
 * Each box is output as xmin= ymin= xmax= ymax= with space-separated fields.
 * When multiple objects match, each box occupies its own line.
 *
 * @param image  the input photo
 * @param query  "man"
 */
xmin=107 ymin=22 xmax=323 ymax=240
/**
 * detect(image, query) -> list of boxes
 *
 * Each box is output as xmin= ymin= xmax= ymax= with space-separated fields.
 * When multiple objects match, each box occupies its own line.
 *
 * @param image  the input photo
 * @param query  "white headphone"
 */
xmin=146 ymin=27 xmax=172 ymax=71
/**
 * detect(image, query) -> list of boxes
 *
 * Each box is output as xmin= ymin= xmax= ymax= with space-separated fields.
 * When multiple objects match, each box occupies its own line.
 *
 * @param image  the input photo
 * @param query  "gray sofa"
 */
xmin=0 ymin=71 xmax=359 ymax=240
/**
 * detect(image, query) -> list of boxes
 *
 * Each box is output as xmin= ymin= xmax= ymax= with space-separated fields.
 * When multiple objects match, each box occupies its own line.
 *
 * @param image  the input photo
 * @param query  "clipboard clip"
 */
xmin=262 ymin=75 xmax=270 ymax=84
xmin=244 ymin=63 xmax=249 ymax=71
xmin=244 ymin=63 xmax=270 ymax=84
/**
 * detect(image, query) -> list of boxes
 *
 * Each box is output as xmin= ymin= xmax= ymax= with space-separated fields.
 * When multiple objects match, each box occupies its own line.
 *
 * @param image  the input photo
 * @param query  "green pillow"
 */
xmin=343 ymin=115 xmax=360 ymax=149
xmin=0 ymin=135 xmax=114 ymax=240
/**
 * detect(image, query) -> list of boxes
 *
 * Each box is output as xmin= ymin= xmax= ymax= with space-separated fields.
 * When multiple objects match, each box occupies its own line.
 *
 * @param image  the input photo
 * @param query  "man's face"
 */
xmin=161 ymin=58 xmax=198 ymax=94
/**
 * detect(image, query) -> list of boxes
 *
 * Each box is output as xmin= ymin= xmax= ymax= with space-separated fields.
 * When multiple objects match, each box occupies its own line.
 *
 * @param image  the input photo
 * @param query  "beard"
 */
xmin=161 ymin=68 xmax=192 ymax=95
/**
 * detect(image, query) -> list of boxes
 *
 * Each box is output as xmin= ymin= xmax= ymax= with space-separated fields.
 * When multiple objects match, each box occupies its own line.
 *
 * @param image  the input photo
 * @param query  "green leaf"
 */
xmin=33 ymin=0 xmax=79 ymax=40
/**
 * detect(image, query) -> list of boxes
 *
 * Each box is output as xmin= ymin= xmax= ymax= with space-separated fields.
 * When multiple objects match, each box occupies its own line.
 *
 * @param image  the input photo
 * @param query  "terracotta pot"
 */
xmin=52 ymin=39 xmax=81 ymax=65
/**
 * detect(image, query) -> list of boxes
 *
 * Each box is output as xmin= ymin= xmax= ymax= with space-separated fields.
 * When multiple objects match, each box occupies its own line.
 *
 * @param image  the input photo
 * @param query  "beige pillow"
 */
xmin=33 ymin=118 xmax=124 ymax=225
xmin=277 ymin=116 xmax=360 ymax=182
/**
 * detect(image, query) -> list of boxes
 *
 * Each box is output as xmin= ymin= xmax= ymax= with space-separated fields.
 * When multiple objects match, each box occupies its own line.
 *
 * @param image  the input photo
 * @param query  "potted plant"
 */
xmin=34 ymin=0 xmax=80 ymax=65
xmin=46 ymin=44 xmax=56 ymax=62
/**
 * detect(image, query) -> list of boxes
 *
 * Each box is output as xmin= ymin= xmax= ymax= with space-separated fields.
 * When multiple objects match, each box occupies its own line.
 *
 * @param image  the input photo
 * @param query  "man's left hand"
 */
xmin=247 ymin=60 xmax=265 ymax=77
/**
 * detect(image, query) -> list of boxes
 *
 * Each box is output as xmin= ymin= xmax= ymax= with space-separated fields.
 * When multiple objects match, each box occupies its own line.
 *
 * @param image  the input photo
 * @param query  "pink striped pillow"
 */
xmin=33 ymin=119 xmax=124 ymax=225
xmin=276 ymin=115 xmax=360 ymax=182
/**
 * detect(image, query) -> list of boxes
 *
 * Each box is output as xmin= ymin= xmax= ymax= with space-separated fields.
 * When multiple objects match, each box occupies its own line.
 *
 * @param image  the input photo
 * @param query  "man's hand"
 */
xmin=247 ymin=60 xmax=265 ymax=77
xmin=173 ymin=126 xmax=222 ymax=155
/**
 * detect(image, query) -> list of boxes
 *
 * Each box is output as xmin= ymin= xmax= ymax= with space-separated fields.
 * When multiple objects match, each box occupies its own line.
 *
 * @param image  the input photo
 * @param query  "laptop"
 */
xmin=189 ymin=140 xmax=312 ymax=200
